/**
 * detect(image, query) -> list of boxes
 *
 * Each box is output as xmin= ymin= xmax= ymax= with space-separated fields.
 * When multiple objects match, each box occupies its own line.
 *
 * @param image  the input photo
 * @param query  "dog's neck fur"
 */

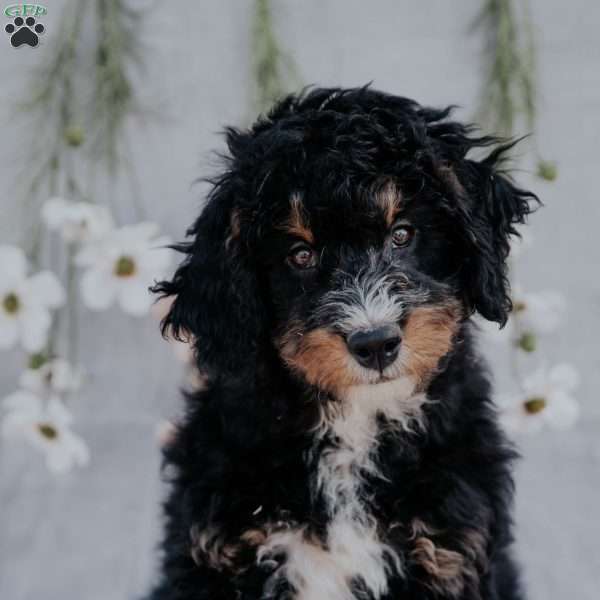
xmin=256 ymin=370 xmax=431 ymax=600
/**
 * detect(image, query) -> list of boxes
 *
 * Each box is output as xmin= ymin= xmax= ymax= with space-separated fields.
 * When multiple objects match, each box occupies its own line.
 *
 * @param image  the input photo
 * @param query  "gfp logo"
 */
xmin=4 ymin=4 xmax=46 ymax=17
xmin=4 ymin=4 xmax=46 ymax=47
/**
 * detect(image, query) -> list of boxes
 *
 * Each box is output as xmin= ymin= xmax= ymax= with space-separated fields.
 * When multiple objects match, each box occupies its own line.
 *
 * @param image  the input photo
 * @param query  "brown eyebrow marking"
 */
xmin=374 ymin=180 xmax=402 ymax=227
xmin=280 ymin=193 xmax=315 ymax=245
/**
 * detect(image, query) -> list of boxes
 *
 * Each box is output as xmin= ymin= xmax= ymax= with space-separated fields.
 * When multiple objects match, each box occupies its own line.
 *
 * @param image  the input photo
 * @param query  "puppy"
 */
xmin=148 ymin=87 xmax=536 ymax=600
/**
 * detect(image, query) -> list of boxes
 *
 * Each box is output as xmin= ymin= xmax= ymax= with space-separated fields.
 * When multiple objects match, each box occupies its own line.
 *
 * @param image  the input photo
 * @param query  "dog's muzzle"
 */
xmin=347 ymin=324 xmax=401 ymax=372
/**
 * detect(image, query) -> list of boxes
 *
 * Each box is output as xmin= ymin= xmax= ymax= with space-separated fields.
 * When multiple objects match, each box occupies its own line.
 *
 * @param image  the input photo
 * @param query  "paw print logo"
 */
xmin=5 ymin=16 xmax=45 ymax=47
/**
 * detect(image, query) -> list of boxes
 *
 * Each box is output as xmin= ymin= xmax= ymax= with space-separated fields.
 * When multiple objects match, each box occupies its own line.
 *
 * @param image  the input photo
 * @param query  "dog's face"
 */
xmin=265 ymin=185 xmax=462 ymax=400
xmin=156 ymin=88 xmax=536 ymax=401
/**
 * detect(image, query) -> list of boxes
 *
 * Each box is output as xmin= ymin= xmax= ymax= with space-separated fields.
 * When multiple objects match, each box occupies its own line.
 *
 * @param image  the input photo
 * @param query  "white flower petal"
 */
xmin=0 ymin=245 xmax=28 ymax=286
xmin=46 ymin=396 xmax=74 ymax=427
xmin=2 ymin=389 xmax=42 ymax=413
xmin=122 ymin=222 xmax=160 ymax=243
xmin=522 ymin=366 xmax=548 ymax=396
xmin=22 ymin=271 xmax=65 ymax=309
xmin=117 ymin=280 xmax=153 ymax=316
xmin=19 ymin=307 xmax=51 ymax=352
xmin=1 ymin=390 xmax=43 ymax=437
xmin=52 ymin=202 xmax=114 ymax=243
xmin=500 ymin=406 xmax=544 ymax=435
xmin=49 ymin=359 xmax=82 ymax=393
xmin=41 ymin=197 xmax=70 ymax=230
xmin=520 ymin=290 xmax=566 ymax=334
xmin=46 ymin=429 xmax=90 ymax=473
xmin=79 ymin=204 xmax=113 ymax=241
xmin=138 ymin=247 xmax=172 ymax=279
xmin=75 ymin=242 xmax=104 ymax=267
xmin=544 ymin=393 xmax=580 ymax=430
xmin=0 ymin=313 xmax=19 ymax=350
xmin=19 ymin=369 xmax=45 ymax=394
xmin=1 ymin=411 xmax=37 ymax=437
xmin=19 ymin=359 xmax=81 ymax=395
xmin=80 ymin=267 xmax=118 ymax=311
xmin=45 ymin=446 xmax=73 ymax=473
xmin=549 ymin=363 xmax=580 ymax=393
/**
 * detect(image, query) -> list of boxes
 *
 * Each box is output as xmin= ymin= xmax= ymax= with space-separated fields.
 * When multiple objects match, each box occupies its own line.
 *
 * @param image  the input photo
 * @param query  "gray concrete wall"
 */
xmin=0 ymin=1 xmax=598 ymax=598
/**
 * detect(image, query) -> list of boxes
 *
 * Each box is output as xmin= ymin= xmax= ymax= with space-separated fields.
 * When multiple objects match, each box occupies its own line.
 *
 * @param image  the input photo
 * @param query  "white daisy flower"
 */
xmin=499 ymin=363 xmax=580 ymax=435
xmin=76 ymin=222 xmax=172 ymax=316
xmin=42 ymin=197 xmax=113 ymax=243
xmin=513 ymin=289 xmax=566 ymax=335
xmin=477 ymin=288 xmax=565 ymax=350
xmin=1 ymin=390 xmax=89 ymax=473
xmin=0 ymin=245 xmax=65 ymax=352
xmin=19 ymin=357 xmax=83 ymax=396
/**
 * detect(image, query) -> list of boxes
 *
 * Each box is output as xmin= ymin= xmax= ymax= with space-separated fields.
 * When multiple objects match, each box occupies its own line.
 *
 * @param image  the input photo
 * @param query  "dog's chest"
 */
xmin=258 ymin=406 xmax=401 ymax=600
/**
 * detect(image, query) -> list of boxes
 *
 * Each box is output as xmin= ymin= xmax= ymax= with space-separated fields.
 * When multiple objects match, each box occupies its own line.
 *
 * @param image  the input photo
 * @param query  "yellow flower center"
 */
xmin=38 ymin=423 xmax=59 ymax=440
xmin=524 ymin=397 xmax=547 ymax=415
xmin=114 ymin=255 xmax=136 ymax=277
xmin=514 ymin=300 xmax=527 ymax=312
xmin=2 ymin=292 xmax=20 ymax=314
xmin=517 ymin=332 xmax=536 ymax=353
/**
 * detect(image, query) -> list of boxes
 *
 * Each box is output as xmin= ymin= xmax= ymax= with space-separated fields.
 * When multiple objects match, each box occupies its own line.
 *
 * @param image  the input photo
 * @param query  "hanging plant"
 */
xmin=1 ymin=0 xmax=173 ymax=473
xmin=251 ymin=0 xmax=301 ymax=113
xmin=473 ymin=0 xmax=579 ymax=434
xmin=473 ymin=0 xmax=556 ymax=180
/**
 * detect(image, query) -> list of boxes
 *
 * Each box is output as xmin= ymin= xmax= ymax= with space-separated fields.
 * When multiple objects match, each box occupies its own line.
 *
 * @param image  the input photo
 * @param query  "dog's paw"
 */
xmin=5 ymin=16 xmax=44 ymax=47
xmin=411 ymin=536 xmax=467 ymax=596
xmin=190 ymin=524 xmax=270 ymax=574
xmin=408 ymin=517 xmax=489 ymax=598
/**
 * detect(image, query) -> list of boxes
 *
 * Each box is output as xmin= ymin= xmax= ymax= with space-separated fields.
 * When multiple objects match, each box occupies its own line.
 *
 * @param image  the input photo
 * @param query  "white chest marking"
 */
xmin=258 ymin=379 xmax=424 ymax=600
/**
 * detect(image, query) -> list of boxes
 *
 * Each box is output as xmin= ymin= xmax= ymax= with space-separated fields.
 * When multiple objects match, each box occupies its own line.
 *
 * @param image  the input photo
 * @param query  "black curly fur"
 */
xmin=147 ymin=86 xmax=538 ymax=600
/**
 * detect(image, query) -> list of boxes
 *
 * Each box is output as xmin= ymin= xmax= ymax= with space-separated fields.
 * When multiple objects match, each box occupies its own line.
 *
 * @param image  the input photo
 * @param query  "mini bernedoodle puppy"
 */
xmin=148 ymin=87 xmax=538 ymax=600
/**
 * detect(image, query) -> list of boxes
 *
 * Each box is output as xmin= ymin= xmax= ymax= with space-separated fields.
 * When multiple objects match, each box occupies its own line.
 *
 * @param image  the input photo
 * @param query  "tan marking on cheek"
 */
xmin=281 ymin=193 xmax=315 ymax=245
xmin=278 ymin=327 xmax=359 ymax=392
xmin=375 ymin=180 xmax=402 ymax=227
xmin=402 ymin=303 xmax=461 ymax=390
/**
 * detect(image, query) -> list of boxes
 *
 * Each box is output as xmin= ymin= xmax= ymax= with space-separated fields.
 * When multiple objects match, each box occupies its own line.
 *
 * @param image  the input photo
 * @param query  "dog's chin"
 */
xmin=337 ymin=374 xmax=418 ymax=406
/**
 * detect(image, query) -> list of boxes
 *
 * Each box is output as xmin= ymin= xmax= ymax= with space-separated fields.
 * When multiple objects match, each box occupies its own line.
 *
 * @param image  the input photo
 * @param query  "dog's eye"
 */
xmin=288 ymin=245 xmax=317 ymax=270
xmin=391 ymin=224 xmax=415 ymax=248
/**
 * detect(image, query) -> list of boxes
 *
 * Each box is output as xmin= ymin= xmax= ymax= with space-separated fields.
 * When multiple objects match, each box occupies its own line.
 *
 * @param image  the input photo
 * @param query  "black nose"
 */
xmin=347 ymin=325 xmax=401 ymax=372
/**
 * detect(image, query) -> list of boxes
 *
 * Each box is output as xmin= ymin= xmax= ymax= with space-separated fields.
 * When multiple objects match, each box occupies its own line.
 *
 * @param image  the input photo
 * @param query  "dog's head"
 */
xmin=155 ymin=87 xmax=537 ymax=401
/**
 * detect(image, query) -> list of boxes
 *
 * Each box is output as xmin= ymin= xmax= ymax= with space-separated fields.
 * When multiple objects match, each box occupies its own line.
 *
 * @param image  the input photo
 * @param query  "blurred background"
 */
xmin=0 ymin=1 xmax=598 ymax=599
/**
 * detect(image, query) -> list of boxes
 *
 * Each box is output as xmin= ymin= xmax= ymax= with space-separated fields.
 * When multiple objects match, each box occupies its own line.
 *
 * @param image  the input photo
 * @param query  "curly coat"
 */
xmin=148 ymin=86 xmax=537 ymax=600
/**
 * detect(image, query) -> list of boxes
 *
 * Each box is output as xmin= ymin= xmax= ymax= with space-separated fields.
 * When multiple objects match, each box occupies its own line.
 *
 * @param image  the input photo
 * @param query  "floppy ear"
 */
xmin=456 ymin=146 xmax=539 ymax=325
xmin=152 ymin=180 xmax=265 ymax=376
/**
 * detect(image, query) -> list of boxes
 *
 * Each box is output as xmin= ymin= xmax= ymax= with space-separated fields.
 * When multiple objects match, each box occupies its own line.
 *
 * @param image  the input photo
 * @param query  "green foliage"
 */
xmin=15 ymin=0 xmax=148 ymax=362
xmin=93 ymin=0 xmax=143 ymax=172
xmin=473 ymin=0 xmax=536 ymax=137
xmin=251 ymin=0 xmax=300 ymax=114
xmin=21 ymin=0 xmax=145 ymax=216
xmin=473 ymin=1 xmax=557 ymax=184
xmin=536 ymin=159 xmax=558 ymax=181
